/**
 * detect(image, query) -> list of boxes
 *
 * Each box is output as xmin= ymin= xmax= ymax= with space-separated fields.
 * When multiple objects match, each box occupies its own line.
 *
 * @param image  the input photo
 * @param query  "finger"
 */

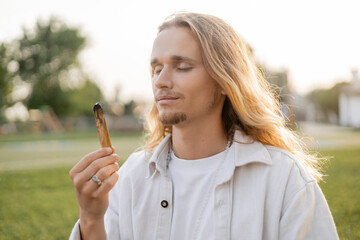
xmin=76 ymin=154 xmax=119 ymax=183
xmin=82 ymin=162 xmax=119 ymax=194
xmin=70 ymin=147 xmax=113 ymax=175
xmin=95 ymin=162 xmax=119 ymax=183
xmin=92 ymin=172 xmax=119 ymax=198
xmin=77 ymin=162 xmax=118 ymax=196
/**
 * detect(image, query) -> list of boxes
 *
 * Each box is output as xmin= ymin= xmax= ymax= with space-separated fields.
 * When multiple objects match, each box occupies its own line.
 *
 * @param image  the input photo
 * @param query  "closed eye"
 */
xmin=176 ymin=62 xmax=193 ymax=72
xmin=177 ymin=67 xmax=192 ymax=71
xmin=153 ymin=65 xmax=163 ymax=75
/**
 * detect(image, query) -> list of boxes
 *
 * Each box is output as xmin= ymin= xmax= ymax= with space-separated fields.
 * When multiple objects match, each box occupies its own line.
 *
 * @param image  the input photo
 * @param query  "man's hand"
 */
xmin=69 ymin=147 xmax=119 ymax=240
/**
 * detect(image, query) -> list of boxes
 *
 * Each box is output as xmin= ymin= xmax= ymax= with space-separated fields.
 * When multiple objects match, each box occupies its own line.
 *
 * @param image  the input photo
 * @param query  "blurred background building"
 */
xmin=339 ymin=69 xmax=360 ymax=128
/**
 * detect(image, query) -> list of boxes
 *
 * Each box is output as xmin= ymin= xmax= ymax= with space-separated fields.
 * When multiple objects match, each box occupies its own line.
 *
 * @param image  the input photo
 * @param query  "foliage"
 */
xmin=68 ymin=79 xmax=105 ymax=116
xmin=16 ymin=17 xmax=85 ymax=77
xmin=0 ymin=43 xmax=14 ymax=122
xmin=9 ymin=16 xmax=103 ymax=117
xmin=123 ymin=100 xmax=137 ymax=116
xmin=307 ymin=81 xmax=349 ymax=117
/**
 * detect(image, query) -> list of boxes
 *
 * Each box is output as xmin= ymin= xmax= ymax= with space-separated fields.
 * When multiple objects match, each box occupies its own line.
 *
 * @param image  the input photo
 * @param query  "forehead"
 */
xmin=150 ymin=26 xmax=202 ymax=62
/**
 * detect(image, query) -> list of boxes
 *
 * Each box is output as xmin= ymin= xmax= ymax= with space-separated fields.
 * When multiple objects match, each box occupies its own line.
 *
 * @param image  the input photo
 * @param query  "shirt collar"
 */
xmin=232 ymin=130 xmax=272 ymax=167
xmin=216 ymin=130 xmax=272 ymax=185
xmin=146 ymin=130 xmax=272 ymax=179
xmin=147 ymin=134 xmax=172 ymax=179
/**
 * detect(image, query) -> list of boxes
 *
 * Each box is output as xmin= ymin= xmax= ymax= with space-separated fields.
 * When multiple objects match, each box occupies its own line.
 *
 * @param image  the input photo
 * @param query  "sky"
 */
xmin=1 ymin=0 xmax=359 ymax=102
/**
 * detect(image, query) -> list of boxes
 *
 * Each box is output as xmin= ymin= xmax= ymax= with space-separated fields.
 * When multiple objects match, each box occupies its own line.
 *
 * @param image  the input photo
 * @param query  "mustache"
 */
xmin=154 ymin=90 xmax=183 ymax=100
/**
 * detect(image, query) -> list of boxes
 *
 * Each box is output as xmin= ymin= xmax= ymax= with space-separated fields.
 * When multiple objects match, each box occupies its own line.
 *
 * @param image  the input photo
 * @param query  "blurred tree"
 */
xmin=0 ymin=43 xmax=14 ymax=123
xmin=123 ymin=100 xmax=137 ymax=116
xmin=68 ymin=79 xmax=104 ymax=116
xmin=307 ymin=81 xmax=349 ymax=118
xmin=12 ymin=16 xmax=102 ymax=116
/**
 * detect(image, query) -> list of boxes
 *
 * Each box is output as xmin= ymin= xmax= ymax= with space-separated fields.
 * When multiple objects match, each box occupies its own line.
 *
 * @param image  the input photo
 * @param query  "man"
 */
xmin=70 ymin=12 xmax=338 ymax=239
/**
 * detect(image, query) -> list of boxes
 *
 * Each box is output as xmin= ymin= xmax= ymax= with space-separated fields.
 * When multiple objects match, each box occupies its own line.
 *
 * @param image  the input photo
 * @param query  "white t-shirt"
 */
xmin=166 ymin=149 xmax=227 ymax=240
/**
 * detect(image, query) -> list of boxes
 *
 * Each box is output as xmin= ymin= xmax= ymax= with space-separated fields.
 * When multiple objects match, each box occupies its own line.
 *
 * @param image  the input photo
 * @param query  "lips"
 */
xmin=156 ymin=95 xmax=178 ymax=101
xmin=156 ymin=95 xmax=179 ymax=104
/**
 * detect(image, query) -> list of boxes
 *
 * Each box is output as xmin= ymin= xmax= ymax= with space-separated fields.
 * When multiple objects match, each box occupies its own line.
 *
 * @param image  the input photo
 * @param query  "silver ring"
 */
xmin=91 ymin=175 xmax=102 ymax=185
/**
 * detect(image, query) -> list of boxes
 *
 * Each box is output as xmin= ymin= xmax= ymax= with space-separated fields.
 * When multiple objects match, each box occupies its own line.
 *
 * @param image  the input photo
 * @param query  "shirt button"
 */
xmin=161 ymin=200 xmax=168 ymax=208
xmin=215 ymin=200 xmax=223 ymax=209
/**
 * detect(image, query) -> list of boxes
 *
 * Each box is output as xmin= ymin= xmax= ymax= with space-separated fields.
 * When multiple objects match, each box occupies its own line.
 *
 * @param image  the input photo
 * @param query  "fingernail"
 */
xmin=106 ymin=147 xmax=112 ymax=153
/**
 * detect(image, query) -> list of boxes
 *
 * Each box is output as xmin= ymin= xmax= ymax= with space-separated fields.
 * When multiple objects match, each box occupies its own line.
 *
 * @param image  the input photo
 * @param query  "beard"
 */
xmin=159 ymin=111 xmax=187 ymax=125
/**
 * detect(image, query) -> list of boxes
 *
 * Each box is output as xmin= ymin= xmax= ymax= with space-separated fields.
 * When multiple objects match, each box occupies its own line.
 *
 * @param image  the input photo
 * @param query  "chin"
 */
xmin=159 ymin=111 xmax=187 ymax=125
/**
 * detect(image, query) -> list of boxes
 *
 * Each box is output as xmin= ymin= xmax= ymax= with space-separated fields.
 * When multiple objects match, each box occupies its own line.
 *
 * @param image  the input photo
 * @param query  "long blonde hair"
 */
xmin=144 ymin=12 xmax=323 ymax=181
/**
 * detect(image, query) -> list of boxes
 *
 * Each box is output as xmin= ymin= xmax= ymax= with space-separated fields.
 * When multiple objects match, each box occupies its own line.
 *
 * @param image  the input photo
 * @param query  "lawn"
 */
xmin=0 ymin=131 xmax=359 ymax=239
xmin=0 ymin=131 xmax=144 ymax=239
xmin=319 ymin=148 xmax=360 ymax=240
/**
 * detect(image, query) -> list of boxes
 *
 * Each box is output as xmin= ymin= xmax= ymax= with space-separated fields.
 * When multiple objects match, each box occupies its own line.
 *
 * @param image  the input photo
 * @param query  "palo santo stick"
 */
xmin=93 ymin=103 xmax=112 ymax=148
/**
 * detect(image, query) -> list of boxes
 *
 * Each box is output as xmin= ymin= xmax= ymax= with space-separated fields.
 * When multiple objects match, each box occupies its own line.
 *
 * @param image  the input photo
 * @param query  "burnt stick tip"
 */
xmin=93 ymin=102 xmax=102 ymax=112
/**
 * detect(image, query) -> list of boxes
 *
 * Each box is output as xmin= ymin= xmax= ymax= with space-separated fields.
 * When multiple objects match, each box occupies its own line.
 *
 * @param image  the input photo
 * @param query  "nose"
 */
xmin=153 ymin=66 xmax=173 ymax=89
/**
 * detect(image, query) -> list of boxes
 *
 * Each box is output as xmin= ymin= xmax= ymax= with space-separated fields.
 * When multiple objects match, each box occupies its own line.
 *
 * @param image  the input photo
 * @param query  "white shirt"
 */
xmin=167 ymin=149 xmax=228 ymax=240
xmin=70 ymin=130 xmax=339 ymax=240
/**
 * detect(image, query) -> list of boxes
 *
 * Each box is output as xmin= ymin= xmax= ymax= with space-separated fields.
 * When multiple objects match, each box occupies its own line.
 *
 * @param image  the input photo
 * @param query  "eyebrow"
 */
xmin=150 ymin=55 xmax=196 ymax=67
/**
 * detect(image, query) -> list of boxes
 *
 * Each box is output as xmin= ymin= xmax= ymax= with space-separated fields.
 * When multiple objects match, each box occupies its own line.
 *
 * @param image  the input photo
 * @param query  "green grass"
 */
xmin=319 ymin=148 xmax=360 ymax=240
xmin=0 ymin=131 xmax=144 ymax=239
xmin=0 ymin=132 xmax=359 ymax=239
xmin=0 ymin=168 xmax=79 ymax=240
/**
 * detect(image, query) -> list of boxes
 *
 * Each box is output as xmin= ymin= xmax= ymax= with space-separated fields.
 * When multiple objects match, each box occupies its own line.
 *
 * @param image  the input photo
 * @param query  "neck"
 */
xmin=171 ymin=119 xmax=228 ymax=160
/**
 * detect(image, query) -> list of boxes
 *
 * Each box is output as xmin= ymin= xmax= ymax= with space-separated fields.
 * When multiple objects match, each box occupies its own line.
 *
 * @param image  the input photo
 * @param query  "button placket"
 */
xmin=214 ymin=182 xmax=231 ymax=240
xmin=156 ymin=176 xmax=173 ymax=240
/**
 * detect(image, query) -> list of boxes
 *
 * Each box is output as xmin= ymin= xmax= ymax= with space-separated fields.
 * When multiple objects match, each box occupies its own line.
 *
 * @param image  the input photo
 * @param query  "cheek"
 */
xmin=182 ymin=73 xmax=216 ymax=103
xmin=181 ymin=80 xmax=202 ymax=101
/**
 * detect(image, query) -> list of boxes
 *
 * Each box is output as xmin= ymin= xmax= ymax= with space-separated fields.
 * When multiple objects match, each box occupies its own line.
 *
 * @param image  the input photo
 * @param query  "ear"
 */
xmin=221 ymin=89 xmax=226 ymax=95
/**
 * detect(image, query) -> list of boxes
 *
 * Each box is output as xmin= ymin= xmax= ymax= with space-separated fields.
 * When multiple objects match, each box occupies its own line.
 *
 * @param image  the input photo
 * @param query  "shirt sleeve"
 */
xmin=68 ymin=211 xmax=119 ymax=240
xmin=68 ymin=201 xmax=120 ymax=240
xmin=279 ymin=180 xmax=339 ymax=240
xmin=69 ymin=219 xmax=81 ymax=240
